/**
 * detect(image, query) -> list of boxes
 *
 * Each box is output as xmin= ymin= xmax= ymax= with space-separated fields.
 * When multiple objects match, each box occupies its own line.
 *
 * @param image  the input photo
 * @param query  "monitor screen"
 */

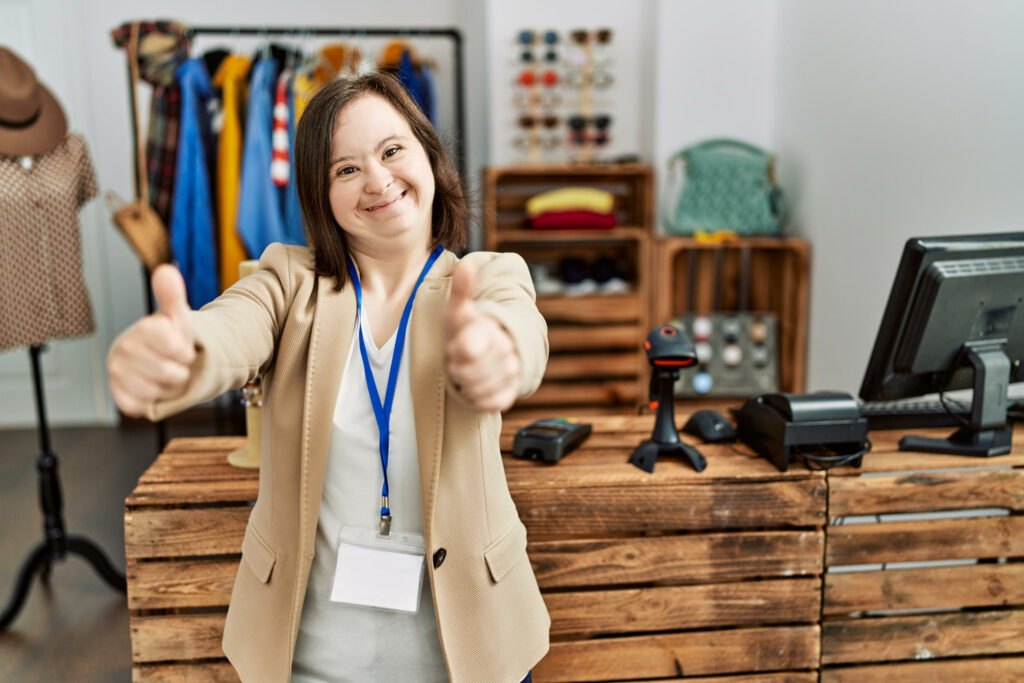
xmin=859 ymin=232 xmax=1024 ymax=456
xmin=860 ymin=232 xmax=1024 ymax=402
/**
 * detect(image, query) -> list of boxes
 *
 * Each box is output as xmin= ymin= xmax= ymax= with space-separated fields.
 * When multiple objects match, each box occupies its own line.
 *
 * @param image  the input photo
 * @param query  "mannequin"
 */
xmin=0 ymin=46 xmax=126 ymax=631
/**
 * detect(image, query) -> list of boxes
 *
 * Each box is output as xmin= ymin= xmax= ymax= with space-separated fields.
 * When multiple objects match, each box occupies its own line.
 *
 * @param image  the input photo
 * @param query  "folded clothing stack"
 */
xmin=529 ymin=256 xmax=632 ymax=296
xmin=525 ymin=187 xmax=617 ymax=230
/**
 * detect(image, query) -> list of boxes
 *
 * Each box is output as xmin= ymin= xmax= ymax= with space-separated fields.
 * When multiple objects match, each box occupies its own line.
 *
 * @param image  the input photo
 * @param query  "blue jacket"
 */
xmin=170 ymin=58 xmax=219 ymax=309
xmin=237 ymin=58 xmax=288 ymax=257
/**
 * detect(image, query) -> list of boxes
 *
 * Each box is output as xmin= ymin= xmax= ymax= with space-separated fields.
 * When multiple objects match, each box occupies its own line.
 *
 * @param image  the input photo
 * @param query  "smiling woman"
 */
xmin=106 ymin=71 xmax=550 ymax=683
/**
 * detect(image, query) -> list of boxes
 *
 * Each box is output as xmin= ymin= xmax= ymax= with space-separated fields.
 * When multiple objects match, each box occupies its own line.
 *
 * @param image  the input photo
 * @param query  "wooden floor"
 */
xmin=0 ymin=410 xmax=243 ymax=682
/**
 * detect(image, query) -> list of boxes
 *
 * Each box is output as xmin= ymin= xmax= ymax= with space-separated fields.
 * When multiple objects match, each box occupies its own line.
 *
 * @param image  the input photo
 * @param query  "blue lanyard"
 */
xmin=345 ymin=245 xmax=443 ymax=536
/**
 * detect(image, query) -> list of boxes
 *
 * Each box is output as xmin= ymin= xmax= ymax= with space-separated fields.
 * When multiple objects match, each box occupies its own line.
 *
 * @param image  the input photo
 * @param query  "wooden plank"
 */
xmin=125 ymin=507 xmax=250 ymax=560
xmin=821 ymin=609 xmax=1024 ymax=665
xmin=164 ymin=437 xmax=247 ymax=453
xmin=530 ymin=530 xmax=823 ymax=588
xmin=829 ymin=468 xmax=1024 ymax=517
xmin=821 ymin=657 xmax=1024 ymax=683
xmin=533 ymin=625 xmax=819 ymax=681
xmin=515 ymin=379 xmax=639 ymax=406
xmin=544 ymin=352 xmax=639 ymax=380
xmin=828 ymin=430 xmax=1024 ymax=473
xmin=537 ymin=294 xmax=643 ymax=324
xmin=127 ymin=558 xmax=238 ymax=610
xmin=130 ymin=613 xmax=226 ymax=663
xmin=826 ymin=515 xmax=1024 ymax=566
xmin=825 ymin=563 xmax=1024 ymax=615
xmin=513 ymin=479 xmax=826 ymax=539
xmin=502 ymin=448 xmax=822 ymax=488
xmin=545 ymin=577 xmax=821 ymax=636
xmin=620 ymin=675 xmax=817 ymax=683
xmin=133 ymin=661 xmax=238 ymax=683
xmin=547 ymin=324 xmax=642 ymax=350
xmin=126 ymin=479 xmax=258 ymax=507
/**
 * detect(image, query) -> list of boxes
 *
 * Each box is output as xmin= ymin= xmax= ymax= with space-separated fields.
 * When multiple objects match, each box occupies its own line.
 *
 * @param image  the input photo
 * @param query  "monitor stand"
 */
xmin=900 ymin=343 xmax=1014 ymax=457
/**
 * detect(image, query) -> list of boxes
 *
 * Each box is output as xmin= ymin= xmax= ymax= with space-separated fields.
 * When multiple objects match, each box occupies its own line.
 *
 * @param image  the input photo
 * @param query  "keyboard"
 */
xmin=858 ymin=399 xmax=970 ymax=431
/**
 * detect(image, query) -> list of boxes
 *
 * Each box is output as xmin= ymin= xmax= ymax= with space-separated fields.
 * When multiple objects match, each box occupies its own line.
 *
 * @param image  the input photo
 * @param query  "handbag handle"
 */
xmin=126 ymin=22 xmax=150 ymax=204
xmin=683 ymin=138 xmax=772 ymax=160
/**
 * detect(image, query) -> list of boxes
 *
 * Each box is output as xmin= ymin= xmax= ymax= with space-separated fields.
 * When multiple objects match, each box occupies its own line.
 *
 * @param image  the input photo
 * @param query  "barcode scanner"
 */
xmin=630 ymin=325 xmax=707 ymax=473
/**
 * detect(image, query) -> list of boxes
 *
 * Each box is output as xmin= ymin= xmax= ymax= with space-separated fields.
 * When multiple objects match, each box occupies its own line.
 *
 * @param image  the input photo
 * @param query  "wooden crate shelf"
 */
xmin=651 ymin=236 xmax=811 ymax=394
xmin=483 ymin=164 xmax=654 ymax=411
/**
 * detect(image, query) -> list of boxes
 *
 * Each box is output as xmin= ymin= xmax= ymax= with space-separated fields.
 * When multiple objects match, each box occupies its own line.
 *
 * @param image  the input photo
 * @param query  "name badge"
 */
xmin=330 ymin=526 xmax=426 ymax=613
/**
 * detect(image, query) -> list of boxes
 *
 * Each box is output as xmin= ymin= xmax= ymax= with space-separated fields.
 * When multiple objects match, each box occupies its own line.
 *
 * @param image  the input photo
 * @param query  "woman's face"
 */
xmin=327 ymin=93 xmax=435 ymax=253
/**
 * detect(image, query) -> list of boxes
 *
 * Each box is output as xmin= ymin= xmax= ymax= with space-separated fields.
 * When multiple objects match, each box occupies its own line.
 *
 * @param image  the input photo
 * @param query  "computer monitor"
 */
xmin=859 ymin=232 xmax=1024 ymax=456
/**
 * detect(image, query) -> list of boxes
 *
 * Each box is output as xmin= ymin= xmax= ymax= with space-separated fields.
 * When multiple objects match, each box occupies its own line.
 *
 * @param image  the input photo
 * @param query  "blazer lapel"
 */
xmin=300 ymin=276 xmax=356 ymax=559
xmin=410 ymin=251 xmax=454 ymax=538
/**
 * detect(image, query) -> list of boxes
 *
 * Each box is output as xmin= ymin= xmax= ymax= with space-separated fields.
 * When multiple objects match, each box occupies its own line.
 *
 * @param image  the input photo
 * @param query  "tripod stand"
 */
xmin=0 ymin=344 xmax=126 ymax=631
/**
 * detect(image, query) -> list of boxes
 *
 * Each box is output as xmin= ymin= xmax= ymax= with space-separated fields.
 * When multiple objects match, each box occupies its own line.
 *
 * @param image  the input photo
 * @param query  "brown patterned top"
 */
xmin=0 ymin=133 xmax=98 ymax=351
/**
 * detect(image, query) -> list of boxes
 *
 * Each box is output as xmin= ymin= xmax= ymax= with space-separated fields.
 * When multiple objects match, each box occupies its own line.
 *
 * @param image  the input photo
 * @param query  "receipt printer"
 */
xmin=733 ymin=392 xmax=869 ymax=471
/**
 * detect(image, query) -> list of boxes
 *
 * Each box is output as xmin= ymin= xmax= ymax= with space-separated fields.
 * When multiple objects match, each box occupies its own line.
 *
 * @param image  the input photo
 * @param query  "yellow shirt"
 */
xmin=212 ymin=54 xmax=251 ymax=290
xmin=525 ymin=187 xmax=615 ymax=217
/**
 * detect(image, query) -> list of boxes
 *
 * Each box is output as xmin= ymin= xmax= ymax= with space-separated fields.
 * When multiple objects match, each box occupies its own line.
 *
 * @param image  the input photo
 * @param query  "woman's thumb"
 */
xmin=446 ymin=260 xmax=477 ymax=334
xmin=152 ymin=265 xmax=192 ymax=336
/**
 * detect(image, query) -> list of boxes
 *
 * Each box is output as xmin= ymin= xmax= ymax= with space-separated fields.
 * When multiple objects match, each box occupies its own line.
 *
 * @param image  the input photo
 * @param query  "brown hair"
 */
xmin=295 ymin=72 xmax=467 ymax=291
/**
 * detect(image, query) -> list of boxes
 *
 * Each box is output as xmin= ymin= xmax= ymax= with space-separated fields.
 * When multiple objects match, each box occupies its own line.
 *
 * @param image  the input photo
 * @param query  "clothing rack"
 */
xmin=185 ymin=24 xmax=467 ymax=181
xmin=121 ymin=24 xmax=467 ymax=453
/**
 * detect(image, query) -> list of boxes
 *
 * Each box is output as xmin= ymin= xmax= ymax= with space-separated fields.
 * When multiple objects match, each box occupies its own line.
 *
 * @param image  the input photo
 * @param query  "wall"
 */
xmin=774 ymin=0 xmax=1024 ymax=393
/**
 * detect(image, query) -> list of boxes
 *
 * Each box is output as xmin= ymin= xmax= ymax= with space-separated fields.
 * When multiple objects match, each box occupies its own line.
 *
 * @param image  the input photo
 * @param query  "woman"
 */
xmin=107 ymin=73 xmax=550 ymax=682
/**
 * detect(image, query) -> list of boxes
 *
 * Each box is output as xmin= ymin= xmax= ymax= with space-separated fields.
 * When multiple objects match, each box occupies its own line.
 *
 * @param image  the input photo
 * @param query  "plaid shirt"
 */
xmin=111 ymin=21 xmax=191 ymax=225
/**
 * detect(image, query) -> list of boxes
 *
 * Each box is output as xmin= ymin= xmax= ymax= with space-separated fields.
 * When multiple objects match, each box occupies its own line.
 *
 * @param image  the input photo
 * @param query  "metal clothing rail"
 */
xmin=186 ymin=24 xmax=467 ymax=180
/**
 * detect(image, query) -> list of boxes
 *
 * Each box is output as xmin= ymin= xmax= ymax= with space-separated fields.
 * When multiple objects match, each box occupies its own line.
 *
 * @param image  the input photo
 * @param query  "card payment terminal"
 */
xmin=512 ymin=418 xmax=592 ymax=463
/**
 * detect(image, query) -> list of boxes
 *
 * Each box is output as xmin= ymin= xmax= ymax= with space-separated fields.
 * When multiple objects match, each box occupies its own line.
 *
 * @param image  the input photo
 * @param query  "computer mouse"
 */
xmin=682 ymin=410 xmax=738 ymax=444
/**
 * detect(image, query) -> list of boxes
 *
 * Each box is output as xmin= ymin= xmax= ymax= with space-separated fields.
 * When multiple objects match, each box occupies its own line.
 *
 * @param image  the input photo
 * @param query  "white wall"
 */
xmin=774 ymin=0 xmax=1024 ymax=393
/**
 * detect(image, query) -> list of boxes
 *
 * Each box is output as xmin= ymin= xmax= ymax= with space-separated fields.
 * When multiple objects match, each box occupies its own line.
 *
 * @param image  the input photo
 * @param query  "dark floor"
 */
xmin=0 ymin=407 xmax=244 ymax=682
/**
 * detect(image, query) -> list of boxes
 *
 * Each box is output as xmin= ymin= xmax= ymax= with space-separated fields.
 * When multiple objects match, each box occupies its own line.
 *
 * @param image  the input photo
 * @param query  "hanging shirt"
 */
xmin=397 ymin=49 xmax=429 ymax=117
xmin=0 ymin=134 xmax=97 ymax=350
xmin=281 ymin=71 xmax=306 ymax=246
xmin=291 ymin=307 xmax=447 ymax=683
xmin=420 ymin=62 xmax=439 ymax=128
xmin=237 ymin=58 xmax=288 ymax=258
xmin=169 ymin=59 xmax=219 ymax=309
xmin=110 ymin=21 xmax=190 ymax=225
xmin=213 ymin=54 xmax=252 ymax=290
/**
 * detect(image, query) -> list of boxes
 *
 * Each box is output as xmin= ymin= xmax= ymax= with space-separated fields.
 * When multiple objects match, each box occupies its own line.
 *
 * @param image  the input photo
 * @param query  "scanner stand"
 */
xmin=630 ymin=367 xmax=707 ymax=473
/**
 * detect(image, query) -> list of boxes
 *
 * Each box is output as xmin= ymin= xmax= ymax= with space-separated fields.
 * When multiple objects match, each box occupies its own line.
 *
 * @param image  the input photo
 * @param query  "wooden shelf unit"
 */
xmin=651 ymin=236 xmax=811 ymax=394
xmin=483 ymin=164 xmax=654 ymax=410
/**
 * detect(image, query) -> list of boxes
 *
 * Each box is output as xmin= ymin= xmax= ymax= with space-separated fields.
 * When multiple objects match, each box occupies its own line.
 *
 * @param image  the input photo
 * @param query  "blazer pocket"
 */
xmin=484 ymin=520 xmax=528 ymax=584
xmin=241 ymin=522 xmax=277 ymax=584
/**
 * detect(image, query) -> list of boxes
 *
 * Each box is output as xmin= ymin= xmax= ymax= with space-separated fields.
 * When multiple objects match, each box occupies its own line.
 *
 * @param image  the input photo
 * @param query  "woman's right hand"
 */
xmin=107 ymin=264 xmax=196 ymax=418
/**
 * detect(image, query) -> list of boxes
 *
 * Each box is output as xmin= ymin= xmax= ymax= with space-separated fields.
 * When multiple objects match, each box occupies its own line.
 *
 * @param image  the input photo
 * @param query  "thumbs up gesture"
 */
xmin=107 ymin=264 xmax=197 ymax=418
xmin=444 ymin=261 xmax=521 ymax=413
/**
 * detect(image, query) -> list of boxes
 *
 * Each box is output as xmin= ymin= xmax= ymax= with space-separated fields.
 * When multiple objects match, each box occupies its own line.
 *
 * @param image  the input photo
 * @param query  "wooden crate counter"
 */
xmin=820 ymin=428 xmax=1024 ymax=682
xmin=125 ymin=416 xmax=826 ymax=682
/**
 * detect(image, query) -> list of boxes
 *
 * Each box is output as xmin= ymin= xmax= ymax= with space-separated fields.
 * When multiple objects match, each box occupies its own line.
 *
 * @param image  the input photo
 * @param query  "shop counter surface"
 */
xmin=123 ymin=414 xmax=1024 ymax=681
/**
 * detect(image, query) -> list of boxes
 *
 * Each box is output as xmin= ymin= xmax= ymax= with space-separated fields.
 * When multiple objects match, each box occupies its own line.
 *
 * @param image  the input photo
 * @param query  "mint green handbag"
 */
xmin=664 ymin=139 xmax=786 ymax=235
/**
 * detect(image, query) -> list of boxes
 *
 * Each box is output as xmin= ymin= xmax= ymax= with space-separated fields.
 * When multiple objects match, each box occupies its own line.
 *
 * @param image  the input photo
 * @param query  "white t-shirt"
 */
xmin=291 ymin=307 xmax=448 ymax=682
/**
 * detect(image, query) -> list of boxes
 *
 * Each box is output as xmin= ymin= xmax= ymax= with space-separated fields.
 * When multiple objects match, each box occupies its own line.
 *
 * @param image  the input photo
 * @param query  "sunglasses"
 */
xmin=518 ymin=114 xmax=560 ymax=129
xmin=512 ymin=133 xmax=563 ymax=149
xmin=569 ymin=28 xmax=613 ymax=45
xmin=567 ymin=114 xmax=612 ymax=131
xmin=564 ymin=68 xmax=614 ymax=89
xmin=516 ymin=69 xmax=559 ymax=87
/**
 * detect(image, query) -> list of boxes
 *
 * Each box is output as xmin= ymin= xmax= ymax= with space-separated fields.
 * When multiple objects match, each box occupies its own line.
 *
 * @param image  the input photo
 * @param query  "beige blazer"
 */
xmin=145 ymin=244 xmax=551 ymax=682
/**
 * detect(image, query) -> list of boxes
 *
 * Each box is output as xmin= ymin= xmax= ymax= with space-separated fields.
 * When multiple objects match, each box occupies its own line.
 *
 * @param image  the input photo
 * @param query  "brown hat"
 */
xmin=0 ymin=46 xmax=68 ymax=156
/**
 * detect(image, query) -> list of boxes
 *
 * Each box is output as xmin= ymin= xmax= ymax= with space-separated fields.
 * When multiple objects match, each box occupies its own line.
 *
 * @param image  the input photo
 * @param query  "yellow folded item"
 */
xmin=525 ymin=187 xmax=615 ymax=217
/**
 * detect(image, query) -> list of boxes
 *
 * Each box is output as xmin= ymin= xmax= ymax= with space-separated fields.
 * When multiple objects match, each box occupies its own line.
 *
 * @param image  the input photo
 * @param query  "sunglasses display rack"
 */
xmin=510 ymin=28 xmax=615 ymax=164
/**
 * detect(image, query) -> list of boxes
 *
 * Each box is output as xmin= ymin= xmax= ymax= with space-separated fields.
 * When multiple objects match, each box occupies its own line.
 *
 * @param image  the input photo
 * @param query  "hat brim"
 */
xmin=0 ymin=83 xmax=68 ymax=157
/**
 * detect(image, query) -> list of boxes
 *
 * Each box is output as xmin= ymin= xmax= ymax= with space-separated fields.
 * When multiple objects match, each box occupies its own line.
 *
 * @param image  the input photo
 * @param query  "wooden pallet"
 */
xmin=820 ymin=428 xmax=1024 ymax=682
xmin=483 ymin=164 xmax=654 ymax=410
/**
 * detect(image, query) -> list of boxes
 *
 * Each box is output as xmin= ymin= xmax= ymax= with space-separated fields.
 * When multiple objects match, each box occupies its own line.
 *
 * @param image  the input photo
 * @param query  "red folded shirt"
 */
xmin=527 ymin=210 xmax=617 ymax=230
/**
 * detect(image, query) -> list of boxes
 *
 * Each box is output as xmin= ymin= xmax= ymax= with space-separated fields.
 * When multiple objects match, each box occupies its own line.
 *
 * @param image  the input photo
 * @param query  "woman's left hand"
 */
xmin=444 ymin=261 xmax=521 ymax=412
